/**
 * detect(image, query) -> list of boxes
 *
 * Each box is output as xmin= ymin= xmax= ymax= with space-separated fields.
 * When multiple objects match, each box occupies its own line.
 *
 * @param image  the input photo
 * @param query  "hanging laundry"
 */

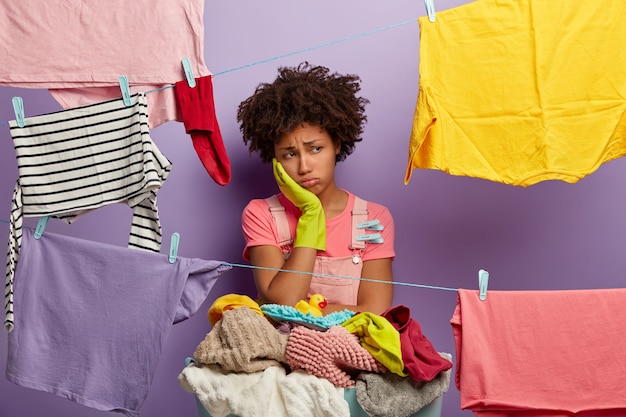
xmin=5 ymin=93 xmax=171 ymax=332
xmin=405 ymin=0 xmax=626 ymax=187
xmin=6 ymin=228 xmax=231 ymax=416
xmin=451 ymin=288 xmax=626 ymax=416
xmin=174 ymin=75 xmax=232 ymax=185
xmin=0 ymin=0 xmax=210 ymax=127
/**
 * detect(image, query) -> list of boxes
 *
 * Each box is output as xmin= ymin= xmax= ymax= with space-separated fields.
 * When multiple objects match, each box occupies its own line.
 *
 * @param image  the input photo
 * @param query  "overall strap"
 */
xmin=265 ymin=195 xmax=293 ymax=248
xmin=350 ymin=196 xmax=368 ymax=250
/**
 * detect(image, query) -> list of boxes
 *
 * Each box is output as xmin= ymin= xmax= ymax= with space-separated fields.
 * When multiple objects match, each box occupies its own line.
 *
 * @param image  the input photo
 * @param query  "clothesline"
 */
xmin=0 ymin=18 xmax=417 ymax=127
xmin=223 ymin=262 xmax=459 ymax=292
xmin=0 ymin=219 xmax=457 ymax=293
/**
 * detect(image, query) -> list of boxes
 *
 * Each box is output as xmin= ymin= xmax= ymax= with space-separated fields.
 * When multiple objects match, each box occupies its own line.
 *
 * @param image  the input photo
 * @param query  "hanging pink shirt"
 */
xmin=452 ymin=288 xmax=626 ymax=417
xmin=0 ymin=0 xmax=210 ymax=127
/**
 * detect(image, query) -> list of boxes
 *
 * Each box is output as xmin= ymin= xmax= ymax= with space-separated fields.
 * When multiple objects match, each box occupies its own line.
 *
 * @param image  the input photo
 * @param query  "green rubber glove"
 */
xmin=272 ymin=158 xmax=326 ymax=251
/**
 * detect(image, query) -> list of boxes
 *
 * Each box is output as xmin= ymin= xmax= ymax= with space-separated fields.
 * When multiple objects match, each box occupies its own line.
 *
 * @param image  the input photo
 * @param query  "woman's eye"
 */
xmin=311 ymin=146 xmax=322 ymax=153
xmin=284 ymin=152 xmax=295 ymax=159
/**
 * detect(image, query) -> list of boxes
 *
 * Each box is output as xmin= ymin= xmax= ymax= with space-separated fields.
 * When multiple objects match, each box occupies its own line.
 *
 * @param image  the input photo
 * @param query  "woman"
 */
xmin=237 ymin=62 xmax=395 ymax=315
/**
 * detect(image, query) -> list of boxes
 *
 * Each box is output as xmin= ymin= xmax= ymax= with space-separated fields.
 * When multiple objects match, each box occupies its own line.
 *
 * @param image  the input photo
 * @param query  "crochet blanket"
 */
xmin=260 ymin=304 xmax=355 ymax=331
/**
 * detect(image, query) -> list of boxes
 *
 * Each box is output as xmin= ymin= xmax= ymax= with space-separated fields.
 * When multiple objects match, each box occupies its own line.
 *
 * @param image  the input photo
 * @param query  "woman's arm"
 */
xmin=322 ymin=257 xmax=394 ymax=316
xmin=249 ymin=159 xmax=329 ymax=306
xmin=249 ymin=244 xmax=317 ymax=307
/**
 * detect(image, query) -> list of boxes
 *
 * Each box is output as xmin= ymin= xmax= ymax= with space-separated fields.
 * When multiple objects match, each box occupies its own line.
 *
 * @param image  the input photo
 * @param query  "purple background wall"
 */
xmin=1 ymin=1 xmax=625 ymax=416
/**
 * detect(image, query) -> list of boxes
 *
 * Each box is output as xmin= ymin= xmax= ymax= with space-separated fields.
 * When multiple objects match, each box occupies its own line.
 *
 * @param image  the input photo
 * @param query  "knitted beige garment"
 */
xmin=193 ymin=306 xmax=289 ymax=373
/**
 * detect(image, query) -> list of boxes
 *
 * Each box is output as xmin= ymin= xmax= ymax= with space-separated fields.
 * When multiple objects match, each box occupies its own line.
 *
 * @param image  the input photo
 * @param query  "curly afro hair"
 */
xmin=237 ymin=62 xmax=369 ymax=163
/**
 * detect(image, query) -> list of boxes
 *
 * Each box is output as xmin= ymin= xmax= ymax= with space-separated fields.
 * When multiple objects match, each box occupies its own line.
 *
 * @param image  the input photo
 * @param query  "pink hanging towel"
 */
xmin=451 ymin=288 xmax=626 ymax=417
xmin=0 ymin=0 xmax=210 ymax=127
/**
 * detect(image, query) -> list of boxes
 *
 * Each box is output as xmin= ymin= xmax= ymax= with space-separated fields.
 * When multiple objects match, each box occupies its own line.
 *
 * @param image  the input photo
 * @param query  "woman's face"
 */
xmin=273 ymin=123 xmax=340 ymax=196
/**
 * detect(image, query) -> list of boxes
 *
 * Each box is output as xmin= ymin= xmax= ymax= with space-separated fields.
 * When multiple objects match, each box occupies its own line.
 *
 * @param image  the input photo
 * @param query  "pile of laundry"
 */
xmin=178 ymin=294 xmax=452 ymax=417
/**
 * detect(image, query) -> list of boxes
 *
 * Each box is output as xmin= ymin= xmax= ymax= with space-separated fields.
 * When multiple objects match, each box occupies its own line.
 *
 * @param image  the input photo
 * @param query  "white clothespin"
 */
xmin=168 ymin=232 xmax=180 ymax=263
xmin=118 ymin=75 xmax=132 ymax=106
xmin=424 ymin=0 xmax=436 ymax=22
xmin=478 ymin=269 xmax=489 ymax=300
xmin=12 ymin=96 xmax=25 ymax=127
xmin=34 ymin=216 xmax=50 ymax=239
xmin=182 ymin=57 xmax=196 ymax=88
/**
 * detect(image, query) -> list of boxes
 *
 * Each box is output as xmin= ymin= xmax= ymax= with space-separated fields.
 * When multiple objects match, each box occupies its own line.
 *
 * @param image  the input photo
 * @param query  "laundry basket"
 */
xmin=184 ymin=358 xmax=443 ymax=417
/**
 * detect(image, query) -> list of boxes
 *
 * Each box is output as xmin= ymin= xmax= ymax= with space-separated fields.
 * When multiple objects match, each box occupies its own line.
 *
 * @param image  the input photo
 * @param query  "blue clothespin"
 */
xmin=424 ymin=0 xmax=436 ymax=22
xmin=118 ymin=75 xmax=132 ymax=106
xmin=357 ymin=219 xmax=378 ymax=229
xmin=181 ymin=57 xmax=196 ymax=88
xmin=478 ymin=269 xmax=489 ymax=301
xmin=33 ymin=216 xmax=50 ymax=240
xmin=168 ymin=232 xmax=180 ymax=263
xmin=12 ymin=96 xmax=25 ymax=127
xmin=356 ymin=219 xmax=384 ymax=231
xmin=356 ymin=233 xmax=384 ymax=244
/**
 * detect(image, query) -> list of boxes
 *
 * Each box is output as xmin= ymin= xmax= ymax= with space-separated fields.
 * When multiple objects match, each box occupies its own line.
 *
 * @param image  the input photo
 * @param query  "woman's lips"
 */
xmin=300 ymin=178 xmax=319 ymax=188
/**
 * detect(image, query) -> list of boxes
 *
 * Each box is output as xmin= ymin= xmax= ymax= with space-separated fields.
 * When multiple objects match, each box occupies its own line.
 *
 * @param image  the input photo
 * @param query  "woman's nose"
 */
xmin=298 ymin=155 xmax=312 ymax=174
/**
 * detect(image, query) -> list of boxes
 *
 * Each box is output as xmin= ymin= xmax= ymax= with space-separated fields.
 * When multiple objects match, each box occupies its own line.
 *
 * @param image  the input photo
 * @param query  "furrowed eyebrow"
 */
xmin=277 ymin=140 xmax=320 ymax=151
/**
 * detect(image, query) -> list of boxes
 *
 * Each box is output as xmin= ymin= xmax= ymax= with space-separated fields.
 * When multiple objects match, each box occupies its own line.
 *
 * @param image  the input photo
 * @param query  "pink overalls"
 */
xmin=265 ymin=195 xmax=372 ymax=306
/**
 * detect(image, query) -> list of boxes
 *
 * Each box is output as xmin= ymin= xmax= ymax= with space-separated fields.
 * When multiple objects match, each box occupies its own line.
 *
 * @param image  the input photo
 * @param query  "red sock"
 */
xmin=174 ymin=75 xmax=231 ymax=186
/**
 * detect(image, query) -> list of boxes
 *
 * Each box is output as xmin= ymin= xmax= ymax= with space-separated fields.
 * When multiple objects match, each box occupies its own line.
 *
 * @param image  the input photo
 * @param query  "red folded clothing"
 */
xmin=382 ymin=304 xmax=452 ymax=382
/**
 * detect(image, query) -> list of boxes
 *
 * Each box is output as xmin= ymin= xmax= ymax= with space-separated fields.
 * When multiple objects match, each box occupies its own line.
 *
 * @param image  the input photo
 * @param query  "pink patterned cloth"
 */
xmin=286 ymin=325 xmax=386 ymax=387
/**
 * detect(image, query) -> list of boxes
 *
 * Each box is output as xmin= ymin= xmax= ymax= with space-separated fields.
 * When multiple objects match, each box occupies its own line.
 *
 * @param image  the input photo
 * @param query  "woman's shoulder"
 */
xmin=349 ymin=191 xmax=392 ymax=216
xmin=242 ymin=196 xmax=276 ymax=222
xmin=244 ymin=197 xmax=271 ymax=211
xmin=243 ymin=194 xmax=298 ymax=218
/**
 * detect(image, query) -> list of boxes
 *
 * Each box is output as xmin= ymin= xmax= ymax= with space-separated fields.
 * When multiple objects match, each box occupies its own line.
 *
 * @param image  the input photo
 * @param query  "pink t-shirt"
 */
xmin=241 ymin=191 xmax=395 ymax=262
